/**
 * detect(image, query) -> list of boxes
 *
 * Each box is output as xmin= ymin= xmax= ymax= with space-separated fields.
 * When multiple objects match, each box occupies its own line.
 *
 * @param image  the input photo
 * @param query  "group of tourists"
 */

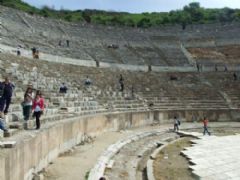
xmin=0 ymin=77 xmax=45 ymax=131
xmin=22 ymin=85 xmax=45 ymax=129
xmin=58 ymin=40 xmax=70 ymax=47
xmin=0 ymin=74 xmax=125 ymax=132
xmin=173 ymin=116 xmax=211 ymax=135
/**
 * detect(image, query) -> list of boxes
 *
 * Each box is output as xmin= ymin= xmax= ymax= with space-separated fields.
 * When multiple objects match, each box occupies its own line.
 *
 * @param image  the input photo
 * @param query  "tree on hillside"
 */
xmin=218 ymin=8 xmax=235 ymax=22
xmin=82 ymin=11 xmax=91 ymax=23
xmin=184 ymin=2 xmax=204 ymax=22
xmin=137 ymin=18 xmax=151 ymax=28
xmin=64 ymin=14 xmax=73 ymax=22
xmin=1 ymin=1 xmax=240 ymax=27
xmin=110 ymin=16 xmax=124 ymax=26
xmin=235 ymin=10 xmax=240 ymax=21
xmin=125 ymin=18 xmax=135 ymax=27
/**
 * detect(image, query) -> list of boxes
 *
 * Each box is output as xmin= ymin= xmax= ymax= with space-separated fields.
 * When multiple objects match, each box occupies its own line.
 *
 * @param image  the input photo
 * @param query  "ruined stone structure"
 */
xmin=0 ymin=5 xmax=240 ymax=180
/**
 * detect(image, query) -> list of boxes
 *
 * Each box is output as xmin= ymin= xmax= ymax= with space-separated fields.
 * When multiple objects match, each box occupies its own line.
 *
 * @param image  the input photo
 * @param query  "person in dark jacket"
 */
xmin=119 ymin=74 xmax=124 ymax=92
xmin=59 ymin=83 xmax=68 ymax=93
xmin=0 ymin=77 xmax=15 ymax=115
xmin=233 ymin=72 xmax=238 ymax=81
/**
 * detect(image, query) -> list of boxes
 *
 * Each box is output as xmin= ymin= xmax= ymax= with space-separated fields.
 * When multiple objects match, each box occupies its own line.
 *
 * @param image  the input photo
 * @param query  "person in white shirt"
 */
xmin=22 ymin=86 xmax=34 ymax=121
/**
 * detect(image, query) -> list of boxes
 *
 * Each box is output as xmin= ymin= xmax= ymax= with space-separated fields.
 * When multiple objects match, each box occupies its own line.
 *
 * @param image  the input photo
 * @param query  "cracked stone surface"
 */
xmin=182 ymin=134 xmax=240 ymax=180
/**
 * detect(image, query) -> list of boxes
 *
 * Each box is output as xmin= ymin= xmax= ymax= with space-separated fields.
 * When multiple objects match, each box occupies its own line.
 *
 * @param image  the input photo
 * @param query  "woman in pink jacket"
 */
xmin=32 ymin=92 xmax=44 ymax=129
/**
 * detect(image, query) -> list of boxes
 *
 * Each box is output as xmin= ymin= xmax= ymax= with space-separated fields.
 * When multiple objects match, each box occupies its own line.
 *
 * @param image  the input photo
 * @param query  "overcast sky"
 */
xmin=23 ymin=0 xmax=240 ymax=13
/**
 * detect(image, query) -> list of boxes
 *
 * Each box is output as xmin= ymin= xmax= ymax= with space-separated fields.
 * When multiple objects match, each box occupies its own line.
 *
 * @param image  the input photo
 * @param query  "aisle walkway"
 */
xmin=43 ymin=122 xmax=240 ymax=180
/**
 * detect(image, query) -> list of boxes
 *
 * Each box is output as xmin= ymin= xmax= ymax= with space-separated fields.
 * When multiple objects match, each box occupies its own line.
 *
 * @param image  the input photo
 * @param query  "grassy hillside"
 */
xmin=1 ymin=0 xmax=240 ymax=28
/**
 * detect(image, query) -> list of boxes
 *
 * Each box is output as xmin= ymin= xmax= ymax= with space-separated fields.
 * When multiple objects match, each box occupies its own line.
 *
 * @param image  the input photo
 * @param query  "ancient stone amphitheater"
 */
xmin=0 ymin=5 xmax=240 ymax=180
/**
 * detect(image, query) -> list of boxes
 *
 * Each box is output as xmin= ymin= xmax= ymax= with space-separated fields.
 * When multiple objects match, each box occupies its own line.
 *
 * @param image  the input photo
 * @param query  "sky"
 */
xmin=22 ymin=0 xmax=240 ymax=13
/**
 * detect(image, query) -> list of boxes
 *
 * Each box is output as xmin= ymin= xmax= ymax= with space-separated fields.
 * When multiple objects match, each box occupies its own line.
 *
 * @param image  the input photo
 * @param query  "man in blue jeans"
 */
xmin=0 ymin=77 xmax=15 ymax=115
xmin=0 ymin=113 xmax=8 ymax=132
xmin=203 ymin=117 xmax=211 ymax=135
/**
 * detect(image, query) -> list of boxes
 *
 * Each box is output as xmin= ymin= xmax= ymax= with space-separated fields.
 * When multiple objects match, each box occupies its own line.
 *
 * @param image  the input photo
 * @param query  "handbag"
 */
xmin=21 ymin=101 xmax=25 ymax=107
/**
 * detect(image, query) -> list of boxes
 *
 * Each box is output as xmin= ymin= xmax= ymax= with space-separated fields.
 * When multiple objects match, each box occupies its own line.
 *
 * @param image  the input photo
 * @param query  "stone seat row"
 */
xmin=88 ymin=130 xmax=167 ymax=180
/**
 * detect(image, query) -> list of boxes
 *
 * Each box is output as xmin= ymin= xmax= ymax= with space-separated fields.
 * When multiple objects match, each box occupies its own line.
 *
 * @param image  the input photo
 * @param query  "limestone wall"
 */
xmin=0 ymin=44 xmax=97 ymax=67
xmin=0 ymin=111 xmax=154 ymax=180
xmin=0 ymin=43 xmax=198 ymax=72
xmin=0 ymin=109 xmax=239 ymax=180
xmin=99 ymin=62 xmax=148 ymax=72
xmin=151 ymin=65 xmax=195 ymax=72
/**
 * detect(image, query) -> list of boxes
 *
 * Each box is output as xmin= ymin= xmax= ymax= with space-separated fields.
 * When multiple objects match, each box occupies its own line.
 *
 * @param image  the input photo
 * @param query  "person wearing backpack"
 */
xmin=0 ymin=77 xmax=15 ymax=115
xmin=173 ymin=116 xmax=180 ymax=132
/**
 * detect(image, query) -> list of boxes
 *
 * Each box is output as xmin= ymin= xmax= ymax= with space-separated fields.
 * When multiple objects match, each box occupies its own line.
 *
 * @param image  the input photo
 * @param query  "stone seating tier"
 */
xmin=2 ymin=5 xmax=240 ymax=67
xmin=0 ymin=53 xmax=240 ymax=138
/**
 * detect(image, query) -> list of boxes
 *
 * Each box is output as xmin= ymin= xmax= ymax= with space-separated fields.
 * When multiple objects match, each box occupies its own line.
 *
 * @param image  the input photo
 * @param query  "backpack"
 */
xmin=178 ymin=120 xmax=181 ymax=126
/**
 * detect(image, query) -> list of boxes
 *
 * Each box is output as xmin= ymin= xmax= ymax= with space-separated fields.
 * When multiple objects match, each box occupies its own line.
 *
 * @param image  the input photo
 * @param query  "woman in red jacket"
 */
xmin=32 ymin=92 xmax=44 ymax=129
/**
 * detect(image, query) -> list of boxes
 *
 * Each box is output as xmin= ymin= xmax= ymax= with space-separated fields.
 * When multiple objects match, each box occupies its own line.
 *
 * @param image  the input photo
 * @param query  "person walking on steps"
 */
xmin=119 ymin=74 xmax=124 ymax=92
xmin=32 ymin=92 xmax=44 ymax=130
xmin=0 ymin=77 xmax=15 ymax=115
xmin=202 ymin=117 xmax=211 ymax=135
xmin=22 ymin=86 xmax=34 ymax=121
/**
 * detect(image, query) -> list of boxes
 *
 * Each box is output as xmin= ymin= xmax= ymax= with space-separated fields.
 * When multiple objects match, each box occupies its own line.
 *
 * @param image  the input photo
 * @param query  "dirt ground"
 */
xmin=42 ymin=125 xmax=170 ymax=180
xmin=153 ymin=137 xmax=195 ymax=180
xmin=187 ymin=45 xmax=240 ymax=64
xmin=43 ymin=131 xmax=126 ymax=180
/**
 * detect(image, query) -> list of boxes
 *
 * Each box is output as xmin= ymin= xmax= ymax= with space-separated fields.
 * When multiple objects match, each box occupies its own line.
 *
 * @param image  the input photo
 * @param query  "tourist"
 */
xmin=22 ymin=86 xmax=34 ymax=121
xmin=59 ymin=83 xmax=68 ymax=93
xmin=84 ymin=76 xmax=92 ymax=86
xmin=17 ymin=45 xmax=21 ymax=56
xmin=233 ymin=72 xmax=237 ymax=81
xmin=173 ymin=116 xmax=180 ymax=132
xmin=131 ymin=85 xmax=134 ymax=99
xmin=119 ymin=74 xmax=124 ymax=92
xmin=35 ymin=50 xmax=39 ymax=59
xmin=215 ymin=64 xmax=218 ymax=72
xmin=202 ymin=117 xmax=211 ymax=135
xmin=224 ymin=65 xmax=228 ymax=72
xmin=31 ymin=47 xmax=36 ymax=58
xmin=66 ymin=40 xmax=70 ymax=47
xmin=0 ymin=77 xmax=15 ymax=115
xmin=58 ymin=40 xmax=62 ymax=46
xmin=31 ymin=47 xmax=39 ymax=59
xmin=0 ymin=112 xmax=8 ymax=132
xmin=32 ymin=92 xmax=45 ymax=129
xmin=197 ymin=63 xmax=200 ymax=72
